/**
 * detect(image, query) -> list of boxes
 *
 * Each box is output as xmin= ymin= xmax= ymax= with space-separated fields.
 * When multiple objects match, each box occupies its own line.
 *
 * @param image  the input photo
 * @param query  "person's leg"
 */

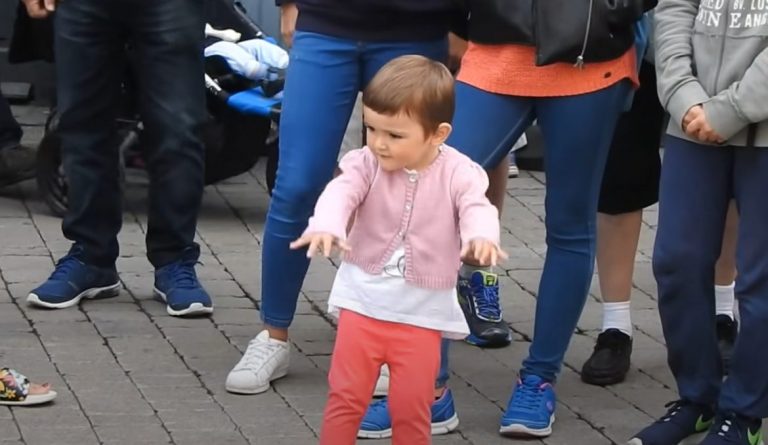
xmin=0 ymin=90 xmax=35 ymax=187
xmin=261 ymin=32 xmax=362 ymax=337
xmin=55 ymin=0 xmax=125 ymax=267
xmin=319 ymin=310 xmax=385 ymax=445
xmin=226 ymin=32 xmax=363 ymax=394
xmin=449 ymin=82 xmax=535 ymax=348
xmin=582 ymin=61 xmax=664 ymax=385
xmin=520 ymin=81 xmax=632 ymax=382
xmin=130 ymin=0 xmax=206 ymax=268
xmin=715 ymin=201 xmax=739 ymax=374
xmin=386 ymin=324 xmax=442 ymax=445
xmin=718 ymin=146 xmax=768 ymax=420
xmin=26 ymin=0 xmax=124 ymax=310
xmin=0 ymin=92 xmax=22 ymax=148
xmin=655 ymin=136 xmax=732 ymax=406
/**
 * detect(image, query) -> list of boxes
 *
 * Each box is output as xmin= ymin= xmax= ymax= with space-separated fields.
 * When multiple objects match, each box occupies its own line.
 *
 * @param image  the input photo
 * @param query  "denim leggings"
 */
xmin=654 ymin=136 xmax=768 ymax=419
xmin=260 ymin=32 xmax=447 ymax=328
xmin=437 ymin=81 xmax=631 ymax=386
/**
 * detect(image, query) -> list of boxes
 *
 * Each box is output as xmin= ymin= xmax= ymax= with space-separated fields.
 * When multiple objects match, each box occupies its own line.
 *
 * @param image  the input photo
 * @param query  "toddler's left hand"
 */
xmin=461 ymin=239 xmax=507 ymax=267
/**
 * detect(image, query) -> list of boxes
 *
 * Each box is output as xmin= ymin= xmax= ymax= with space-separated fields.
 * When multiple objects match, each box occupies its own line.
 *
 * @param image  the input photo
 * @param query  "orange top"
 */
xmin=457 ymin=43 xmax=639 ymax=98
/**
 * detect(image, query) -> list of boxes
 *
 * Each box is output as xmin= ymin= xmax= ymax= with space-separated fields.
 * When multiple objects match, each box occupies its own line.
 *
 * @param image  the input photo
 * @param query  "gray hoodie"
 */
xmin=654 ymin=0 xmax=768 ymax=146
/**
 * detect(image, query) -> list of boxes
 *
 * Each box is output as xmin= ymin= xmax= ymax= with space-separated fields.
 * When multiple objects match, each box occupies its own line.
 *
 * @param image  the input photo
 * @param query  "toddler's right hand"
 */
xmin=290 ymin=233 xmax=351 ymax=258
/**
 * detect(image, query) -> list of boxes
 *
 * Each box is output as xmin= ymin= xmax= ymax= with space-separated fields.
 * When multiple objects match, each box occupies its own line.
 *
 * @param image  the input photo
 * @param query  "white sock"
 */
xmin=602 ymin=301 xmax=632 ymax=337
xmin=715 ymin=282 xmax=736 ymax=319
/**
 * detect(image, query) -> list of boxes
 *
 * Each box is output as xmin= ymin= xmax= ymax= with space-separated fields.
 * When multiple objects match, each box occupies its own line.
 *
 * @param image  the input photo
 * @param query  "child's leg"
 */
xmin=653 ymin=136 xmax=732 ymax=407
xmin=386 ymin=325 xmax=442 ymax=445
xmin=320 ymin=310 xmax=386 ymax=445
xmin=719 ymin=147 xmax=768 ymax=419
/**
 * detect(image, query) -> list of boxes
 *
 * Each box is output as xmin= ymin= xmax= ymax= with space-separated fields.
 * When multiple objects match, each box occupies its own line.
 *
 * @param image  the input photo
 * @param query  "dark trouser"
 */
xmin=54 ymin=0 xmax=206 ymax=267
xmin=0 ymin=89 xmax=22 ymax=150
xmin=654 ymin=136 xmax=768 ymax=418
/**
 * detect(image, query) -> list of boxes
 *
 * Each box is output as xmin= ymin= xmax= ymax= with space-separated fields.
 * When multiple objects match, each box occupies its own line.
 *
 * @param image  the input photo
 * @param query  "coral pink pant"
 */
xmin=319 ymin=310 xmax=442 ymax=445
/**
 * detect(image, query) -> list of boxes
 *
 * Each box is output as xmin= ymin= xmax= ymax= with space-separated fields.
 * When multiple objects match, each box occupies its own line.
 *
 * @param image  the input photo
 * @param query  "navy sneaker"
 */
xmin=700 ymin=414 xmax=763 ymax=445
xmin=357 ymin=388 xmax=460 ymax=439
xmin=154 ymin=254 xmax=213 ymax=317
xmin=27 ymin=252 xmax=120 ymax=309
xmin=457 ymin=270 xmax=511 ymax=347
xmin=627 ymin=400 xmax=715 ymax=445
xmin=500 ymin=375 xmax=556 ymax=438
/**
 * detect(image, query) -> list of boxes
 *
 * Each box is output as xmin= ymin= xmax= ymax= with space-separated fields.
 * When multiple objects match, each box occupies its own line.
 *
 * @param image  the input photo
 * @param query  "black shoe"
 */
xmin=457 ymin=270 xmax=511 ymax=348
xmin=628 ymin=400 xmax=716 ymax=445
xmin=581 ymin=329 xmax=632 ymax=386
xmin=716 ymin=314 xmax=738 ymax=376
xmin=0 ymin=143 xmax=36 ymax=187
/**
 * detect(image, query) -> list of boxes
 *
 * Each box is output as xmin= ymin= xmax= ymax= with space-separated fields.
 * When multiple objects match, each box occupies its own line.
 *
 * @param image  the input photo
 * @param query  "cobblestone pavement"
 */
xmin=0 ymin=104 xmax=758 ymax=444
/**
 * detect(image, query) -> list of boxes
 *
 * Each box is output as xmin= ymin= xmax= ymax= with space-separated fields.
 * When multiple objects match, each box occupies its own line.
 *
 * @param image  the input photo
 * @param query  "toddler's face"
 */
xmin=363 ymin=107 xmax=448 ymax=172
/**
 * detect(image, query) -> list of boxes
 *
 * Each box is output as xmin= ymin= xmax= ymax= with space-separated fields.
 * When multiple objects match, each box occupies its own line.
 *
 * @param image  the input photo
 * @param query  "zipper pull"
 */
xmin=574 ymin=55 xmax=585 ymax=69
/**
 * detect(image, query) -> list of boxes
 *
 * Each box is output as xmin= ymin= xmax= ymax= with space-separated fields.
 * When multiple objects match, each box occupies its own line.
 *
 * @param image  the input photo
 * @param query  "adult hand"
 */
xmin=460 ymin=239 xmax=507 ymax=267
xmin=683 ymin=105 xmax=725 ymax=144
xmin=280 ymin=2 xmax=298 ymax=48
xmin=21 ymin=0 xmax=56 ymax=19
xmin=290 ymin=232 xmax=351 ymax=258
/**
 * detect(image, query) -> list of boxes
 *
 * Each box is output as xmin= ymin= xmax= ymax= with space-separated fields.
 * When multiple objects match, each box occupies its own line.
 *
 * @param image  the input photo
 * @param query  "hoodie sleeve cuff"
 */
xmin=666 ymin=80 xmax=710 ymax=131
xmin=703 ymin=95 xmax=749 ymax=141
xmin=275 ymin=0 xmax=292 ymax=6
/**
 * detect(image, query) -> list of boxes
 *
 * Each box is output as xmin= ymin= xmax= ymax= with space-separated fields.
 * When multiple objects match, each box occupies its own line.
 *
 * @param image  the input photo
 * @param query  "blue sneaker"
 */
xmin=154 ymin=254 xmax=213 ymax=317
xmin=700 ymin=414 xmax=763 ymax=445
xmin=457 ymin=270 xmax=511 ymax=347
xmin=627 ymin=400 xmax=715 ymax=445
xmin=357 ymin=388 xmax=460 ymax=439
xmin=27 ymin=252 xmax=120 ymax=309
xmin=499 ymin=375 xmax=556 ymax=438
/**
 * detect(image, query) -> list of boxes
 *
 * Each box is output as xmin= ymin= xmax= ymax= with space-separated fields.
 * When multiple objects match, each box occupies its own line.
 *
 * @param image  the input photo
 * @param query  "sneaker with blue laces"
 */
xmin=627 ymin=400 xmax=715 ymax=445
xmin=27 ymin=251 xmax=120 ymax=309
xmin=357 ymin=388 xmax=460 ymax=439
xmin=500 ymin=375 xmax=556 ymax=438
xmin=457 ymin=270 xmax=511 ymax=347
xmin=699 ymin=414 xmax=763 ymax=445
xmin=154 ymin=252 xmax=213 ymax=317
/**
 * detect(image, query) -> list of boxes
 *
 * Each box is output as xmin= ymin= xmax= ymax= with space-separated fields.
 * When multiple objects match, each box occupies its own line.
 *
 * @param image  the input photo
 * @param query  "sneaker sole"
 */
xmin=465 ymin=333 xmax=512 ymax=348
xmin=225 ymin=366 xmax=289 ymax=395
xmin=581 ymin=370 xmax=629 ymax=386
xmin=499 ymin=414 xmax=554 ymax=438
xmin=357 ymin=413 xmax=459 ymax=439
xmin=153 ymin=287 xmax=213 ymax=317
xmin=27 ymin=282 xmax=121 ymax=309
xmin=626 ymin=432 xmax=708 ymax=445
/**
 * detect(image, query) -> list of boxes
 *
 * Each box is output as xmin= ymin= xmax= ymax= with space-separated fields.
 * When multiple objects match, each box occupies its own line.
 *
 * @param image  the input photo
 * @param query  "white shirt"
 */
xmin=328 ymin=246 xmax=470 ymax=339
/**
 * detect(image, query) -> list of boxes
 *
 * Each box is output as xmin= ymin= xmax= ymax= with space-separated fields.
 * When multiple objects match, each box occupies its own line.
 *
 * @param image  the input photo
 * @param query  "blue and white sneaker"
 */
xmin=358 ymin=388 xmax=460 ymax=439
xmin=27 ymin=250 xmax=120 ymax=309
xmin=627 ymin=400 xmax=716 ymax=445
xmin=154 ymin=252 xmax=213 ymax=317
xmin=500 ymin=375 xmax=556 ymax=438
xmin=457 ymin=270 xmax=511 ymax=347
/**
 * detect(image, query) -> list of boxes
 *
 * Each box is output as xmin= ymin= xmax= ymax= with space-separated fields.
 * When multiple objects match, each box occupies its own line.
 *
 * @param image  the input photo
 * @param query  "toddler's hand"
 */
xmin=290 ymin=233 xmax=351 ymax=258
xmin=461 ymin=239 xmax=507 ymax=267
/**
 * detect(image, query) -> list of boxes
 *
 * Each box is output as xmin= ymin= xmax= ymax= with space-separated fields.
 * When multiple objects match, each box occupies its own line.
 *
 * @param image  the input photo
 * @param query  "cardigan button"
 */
xmin=408 ymin=174 xmax=418 ymax=183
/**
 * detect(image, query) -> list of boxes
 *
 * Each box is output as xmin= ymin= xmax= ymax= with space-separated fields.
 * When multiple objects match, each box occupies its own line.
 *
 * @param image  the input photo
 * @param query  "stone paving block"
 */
xmin=170 ymin=430 xmax=249 ymax=445
xmin=17 ymin=427 xmax=100 ymax=445
xmin=157 ymin=408 xmax=237 ymax=432
xmin=0 ymin=420 xmax=21 ymax=440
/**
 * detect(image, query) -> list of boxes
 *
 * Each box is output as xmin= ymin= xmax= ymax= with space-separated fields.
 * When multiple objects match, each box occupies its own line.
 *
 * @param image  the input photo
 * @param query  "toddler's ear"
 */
xmin=430 ymin=122 xmax=453 ymax=146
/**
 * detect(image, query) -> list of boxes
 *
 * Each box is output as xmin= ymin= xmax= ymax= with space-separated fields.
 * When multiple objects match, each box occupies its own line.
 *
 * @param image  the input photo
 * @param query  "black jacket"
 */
xmin=275 ymin=0 xmax=465 ymax=42
xmin=467 ymin=0 xmax=657 ymax=66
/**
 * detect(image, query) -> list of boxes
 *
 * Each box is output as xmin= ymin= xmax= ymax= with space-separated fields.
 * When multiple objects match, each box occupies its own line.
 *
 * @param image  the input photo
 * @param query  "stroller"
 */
xmin=35 ymin=0 xmax=283 ymax=217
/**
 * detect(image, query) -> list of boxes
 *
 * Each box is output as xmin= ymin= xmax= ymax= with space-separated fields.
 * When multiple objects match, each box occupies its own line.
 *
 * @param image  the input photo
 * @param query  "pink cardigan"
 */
xmin=304 ymin=145 xmax=500 ymax=289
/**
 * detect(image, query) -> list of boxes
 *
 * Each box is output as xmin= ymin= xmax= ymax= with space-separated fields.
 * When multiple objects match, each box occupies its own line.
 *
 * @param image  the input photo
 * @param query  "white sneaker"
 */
xmin=508 ymin=163 xmax=519 ymax=178
xmin=225 ymin=330 xmax=290 ymax=394
xmin=373 ymin=364 xmax=389 ymax=397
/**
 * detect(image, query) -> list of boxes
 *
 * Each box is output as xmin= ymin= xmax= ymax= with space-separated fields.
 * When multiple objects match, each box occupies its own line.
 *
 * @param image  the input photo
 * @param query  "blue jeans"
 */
xmin=261 ymin=32 xmax=447 ymax=328
xmin=655 ymin=136 xmax=768 ymax=419
xmin=439 ymin=81 xmax=631 ymax=385
xmin=55 ymin=0 xmax=206 ymax=267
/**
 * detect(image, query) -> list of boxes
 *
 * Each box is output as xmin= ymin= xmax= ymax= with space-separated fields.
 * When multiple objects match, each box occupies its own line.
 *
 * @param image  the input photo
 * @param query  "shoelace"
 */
xmin=472 ymin=282 xmax=501 ymax=320
xmin=713 ymin=413 xmax=757 ymax=441
xmin=165 ymin=260 xmax=200 ymax=289
xmin=49 ymin=254 xmax=82 ymax=281
xmin=511 ymin=379 xmax=547 ymax=413
xmin=658 ymin=400 xmax=685 ymax=423
xmin=367 ymin=398 xmax=388 ymax=414
xmin=240 ymin=340 xmax=283 ymax=370
xmin=595 ymin=330 xmax=629 ymax=352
